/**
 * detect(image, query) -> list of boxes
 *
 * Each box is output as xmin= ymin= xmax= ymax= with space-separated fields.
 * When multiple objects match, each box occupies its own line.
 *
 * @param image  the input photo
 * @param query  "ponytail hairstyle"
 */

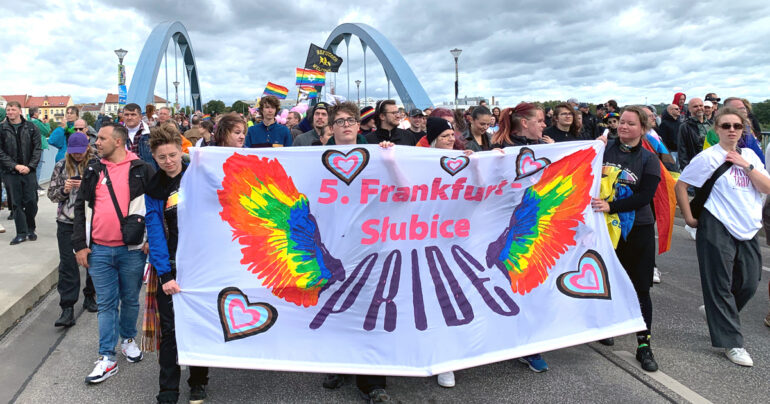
xmin=492 ymin=102 xmax=541 ymax=145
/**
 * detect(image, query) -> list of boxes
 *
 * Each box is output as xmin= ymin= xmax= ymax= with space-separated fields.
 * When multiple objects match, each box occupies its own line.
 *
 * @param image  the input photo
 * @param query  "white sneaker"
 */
xmin=725 ymin=348 xmax=753 ymax=367
xmin=0 ymin=223 xmax=5 ymax=233
xmin=120 ymin=338 xmax=143 ymax=362
xmin=684 ymin=225 xmax=697 ymax=240
xmin=699 ymin=305 xmax=706 ymax=320
xmin=653 ymin=267 xmax=661 ymax=284
xmin=437 ymin=371 xmax=455 ymax=388
xmin=85 ymin=356 xmax=118 ymax=383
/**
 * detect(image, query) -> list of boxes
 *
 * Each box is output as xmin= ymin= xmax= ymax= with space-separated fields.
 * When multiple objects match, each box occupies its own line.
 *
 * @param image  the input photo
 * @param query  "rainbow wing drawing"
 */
xmin=218 ymin=153 xmax=344 ymax=307
xmin=486 ymin=147 xmax=595 ymax=295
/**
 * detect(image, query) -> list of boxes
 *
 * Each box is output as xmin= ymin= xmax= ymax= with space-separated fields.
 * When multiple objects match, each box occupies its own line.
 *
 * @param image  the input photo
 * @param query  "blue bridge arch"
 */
xmin=324 ymin=23 xmax=433 ymax=111
xmin=127 ymin=21 xmax=202 ymax=111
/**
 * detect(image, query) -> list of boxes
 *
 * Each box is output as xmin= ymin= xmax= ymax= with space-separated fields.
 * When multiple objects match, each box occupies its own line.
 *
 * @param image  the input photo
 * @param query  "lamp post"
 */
xmin=450 ymin=48 xmax=462 ymax=111
xmin=173 ymin=81 xmax=180 ymax=112
xmin=114 ymin=48 xmax=128 ymax=110
xmin=355 ymin=80 xmax=362 ymax=107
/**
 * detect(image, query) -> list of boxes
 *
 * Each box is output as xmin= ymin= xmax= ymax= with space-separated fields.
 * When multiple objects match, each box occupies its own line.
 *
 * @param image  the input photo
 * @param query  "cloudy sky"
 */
xmin=2 ymin=0 xmax=770 ymax=109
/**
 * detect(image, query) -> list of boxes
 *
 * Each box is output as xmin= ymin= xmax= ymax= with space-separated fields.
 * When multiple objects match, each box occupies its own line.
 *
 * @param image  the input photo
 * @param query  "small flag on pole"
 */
xmin=299 ymin=86 xmax=318 ymax=99
xmin=296 ymin=68 xmax=325 ymax=86
xmin=263 ymin=82 xmax=289 ymax=99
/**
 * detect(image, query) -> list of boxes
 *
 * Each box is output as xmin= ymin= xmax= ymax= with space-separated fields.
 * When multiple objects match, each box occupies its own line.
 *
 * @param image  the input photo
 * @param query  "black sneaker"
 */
xmin=54 ymin=307 xmax=75 ymax=327
xmin=636 ymin=345 xmax=658 ymax=372
xmin=189 ymin=384 xmax=207 ymax=403
xmin=366 ymin=388 xmax=391 ymax=403
xmin=10 ymin=235 xmax=26 ymax=245
xmin=83 ymin=295 xmax=98 ymax=312
xmin=322 ymin=374 xmax=344 ymax=389
xmin=598 ymin=337 xmax=615 ymax=346
xmin=7 ymin=211 xmax=13 ymax=220
xmin=27 ymin=232 xmax=37 ymax=241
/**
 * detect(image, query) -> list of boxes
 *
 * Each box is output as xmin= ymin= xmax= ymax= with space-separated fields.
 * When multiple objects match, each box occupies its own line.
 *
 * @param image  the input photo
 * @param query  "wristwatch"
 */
xmin=745 ymin=164 xmax=754 ymax=173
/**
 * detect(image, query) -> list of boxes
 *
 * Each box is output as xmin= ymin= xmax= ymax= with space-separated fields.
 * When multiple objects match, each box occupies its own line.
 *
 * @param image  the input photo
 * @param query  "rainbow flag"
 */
xmin=296 ymin=68 xmax=325 ymax=86
xmin=641 ymin=138 xmax=677 ymax=254
xmin=299 ymin=86 xmax=318 ymax=99
xmin=263 ymin=82 xmax=289 ymax=99
xmin=202 ymin=114 xmax=211 ymax=121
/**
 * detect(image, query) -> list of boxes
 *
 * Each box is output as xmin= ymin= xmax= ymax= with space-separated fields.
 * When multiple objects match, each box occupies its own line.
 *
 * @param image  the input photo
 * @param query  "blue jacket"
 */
xmin=245 ymin=121 xmax=293 ymax=147
xmin=145 ymin=193 xmax=173 ymax=281
xmin=49 ymin=123 xmax=72 ymax=162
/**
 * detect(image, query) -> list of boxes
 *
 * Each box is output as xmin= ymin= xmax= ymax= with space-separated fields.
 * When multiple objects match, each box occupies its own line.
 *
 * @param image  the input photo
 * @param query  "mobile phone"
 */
xmin=72 ymin=175 xmax=81 ymax=180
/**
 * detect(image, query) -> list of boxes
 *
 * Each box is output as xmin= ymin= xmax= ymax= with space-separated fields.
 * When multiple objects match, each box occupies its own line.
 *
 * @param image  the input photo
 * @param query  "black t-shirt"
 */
xmin=544 ymin=125 xmax=581 ymax=142
xmin=365 ymin=127 xmax=417 ymax=146
xmin=602 ymin=141 xmax=661 ymax=225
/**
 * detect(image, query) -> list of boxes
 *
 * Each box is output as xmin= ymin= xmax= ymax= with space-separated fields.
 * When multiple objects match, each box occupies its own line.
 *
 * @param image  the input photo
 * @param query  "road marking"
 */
xmin=763 ymin=266 xmax=770 ymax=273
xmin=613 ymin=351 xmax=712 ymax=404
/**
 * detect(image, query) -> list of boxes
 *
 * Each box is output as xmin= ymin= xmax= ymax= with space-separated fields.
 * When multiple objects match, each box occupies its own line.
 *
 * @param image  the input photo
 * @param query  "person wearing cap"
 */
xmin=579 ymin=103 xmax=597 ymax=139
xmin=366 ymin=99 xmax=417 ymax=145
xmin=358 ymin=106 xmax=376 ymax=138
xmin=293 ymin=102 xmax=330 ymax=146
xmin=704 ymin=93 xmax=720 ymax=109
xmin=0 ymin=101 xmax=41 ymax=245
xmin=567 ymin=97 xmax=579 ymax=109
xmin=462 ymin=105 xmax=493 ymax=151
xmin=704 ymin=101 xmax=715 ymax=124
xmin=48 ymin=132 xmax=98 ymax=327
xmin=407 ymin=108 xmax=427 ymax=140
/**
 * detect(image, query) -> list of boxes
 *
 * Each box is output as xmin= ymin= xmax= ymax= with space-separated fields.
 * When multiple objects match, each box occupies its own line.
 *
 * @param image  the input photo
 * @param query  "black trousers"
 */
xmin=4 ymin=172 xmax=37 ymax=236
xmin=696 ymin=209 xmax=761 ymax=348
xmin=356 ymin=375 xmax=386 ymax=394
xmin=156 ymin=276 xmax=209 ymax=402
xmin=616 ymin=223 xmax=655 ymax=335
xmin=56 ymin=221 xmax=94 ymax=308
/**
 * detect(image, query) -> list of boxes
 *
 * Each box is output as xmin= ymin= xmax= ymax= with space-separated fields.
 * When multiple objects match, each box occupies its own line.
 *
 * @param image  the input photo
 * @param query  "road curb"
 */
xmin=0 ymin=262 xmax=58 ymax=337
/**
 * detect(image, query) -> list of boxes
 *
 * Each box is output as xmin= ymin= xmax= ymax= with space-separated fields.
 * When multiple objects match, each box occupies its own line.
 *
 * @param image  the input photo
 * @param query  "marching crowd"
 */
xmin=1 ymin=91 xmax=769 ymax=403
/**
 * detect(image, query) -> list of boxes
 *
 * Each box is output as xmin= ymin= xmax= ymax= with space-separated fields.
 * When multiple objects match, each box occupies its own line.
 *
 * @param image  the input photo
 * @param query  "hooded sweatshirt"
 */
xmin=91 ymin=151 xmax=139 ymax=246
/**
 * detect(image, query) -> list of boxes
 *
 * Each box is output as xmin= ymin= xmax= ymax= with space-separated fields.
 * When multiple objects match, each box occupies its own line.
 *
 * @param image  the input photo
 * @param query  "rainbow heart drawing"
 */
xmin=322 ymin=148 xmax=370 ymax=185
xmin=440 ymin=156 xmax=470 ymax=176
xmin=217 ymin=287 xmax=278 ymax=342
xmin=515 ymin=147 xmax=551 ymax=180
xmin=557 ymin=250 xmax=611 ymax=299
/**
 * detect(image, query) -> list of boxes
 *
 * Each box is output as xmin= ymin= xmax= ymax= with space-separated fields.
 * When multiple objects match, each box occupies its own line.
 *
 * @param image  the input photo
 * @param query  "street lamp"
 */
xmin=450 ymin=48 xmax=462 ymax=110
xmin=173 ymin=81 xmax=180 ymax=112
xmin=355 ymin=80 xmax=362 ymax=107
xmin=114 ymin=48 xmax=127 ymax=65
xmin=114 ymin=48 xmax=128 ymax=110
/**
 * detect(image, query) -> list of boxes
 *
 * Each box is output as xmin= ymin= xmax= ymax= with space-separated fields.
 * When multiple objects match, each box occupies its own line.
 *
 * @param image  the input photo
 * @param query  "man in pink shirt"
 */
xmin=72 ymin=123 xmax=154 ymax=384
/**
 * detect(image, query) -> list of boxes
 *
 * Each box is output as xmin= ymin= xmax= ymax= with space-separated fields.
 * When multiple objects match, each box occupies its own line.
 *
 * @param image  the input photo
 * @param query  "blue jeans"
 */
xmin=88 ymin=243 xmax=146 ymax=359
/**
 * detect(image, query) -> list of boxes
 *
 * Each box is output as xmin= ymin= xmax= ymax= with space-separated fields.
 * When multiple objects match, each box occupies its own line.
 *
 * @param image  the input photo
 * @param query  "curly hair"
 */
xmin=149 ymin=122 xmax=183 ymax=152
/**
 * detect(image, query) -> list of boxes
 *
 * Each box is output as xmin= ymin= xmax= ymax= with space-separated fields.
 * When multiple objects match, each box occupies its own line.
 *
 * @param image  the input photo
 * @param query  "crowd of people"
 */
xmin=1 ymin=91 xmax=769 ymax=403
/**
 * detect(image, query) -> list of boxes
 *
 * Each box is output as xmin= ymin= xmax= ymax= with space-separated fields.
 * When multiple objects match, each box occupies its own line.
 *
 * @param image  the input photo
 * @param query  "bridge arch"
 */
xmin=324 ymin=23 xmax=433 ymax=111
xmin=127 ymin=21 xmax=202 ymax=111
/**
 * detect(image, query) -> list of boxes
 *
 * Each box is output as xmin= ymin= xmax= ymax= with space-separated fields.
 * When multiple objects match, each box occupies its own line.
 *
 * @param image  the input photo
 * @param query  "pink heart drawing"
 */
xmin=322 ymin=148 xmax=370 ymax=185
xmin=228 ymin=298 xmax=262 ymax=328
xmin=218 ymin=287 xmax=278 ymax=342
xmin=515 ymin=147 xmax=551 ymax=180
xmin=557 ymin=250 xmax=611 ymax=299
xmin=440 ymin=156 xmax=470 ymax=176
xmin=569 ymin=264 xmax=600 ymax=291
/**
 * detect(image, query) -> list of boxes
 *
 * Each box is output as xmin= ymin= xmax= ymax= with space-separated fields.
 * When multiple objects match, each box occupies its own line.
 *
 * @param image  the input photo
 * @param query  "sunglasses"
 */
xmin=74 ymin=127 xmax=86 ymax=131
xmin=719 ymin=123 xmax=744 ymax=131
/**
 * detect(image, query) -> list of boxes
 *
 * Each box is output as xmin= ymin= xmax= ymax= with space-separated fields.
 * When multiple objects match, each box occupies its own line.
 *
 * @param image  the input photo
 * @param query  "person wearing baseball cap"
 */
xmin=407 ymin=108 xmax=427 ymax=139
xmin=48 ymin=131 xmax=98 ymax=327
xmin=293 ymin=102 xmax=331 ymax=146
xmin=358 ymin=106 xmax=376 ymax=137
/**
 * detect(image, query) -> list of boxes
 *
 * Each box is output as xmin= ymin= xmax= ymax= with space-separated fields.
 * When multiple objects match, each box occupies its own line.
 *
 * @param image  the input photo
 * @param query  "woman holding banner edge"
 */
xmin=591 ymin=105 xmax=661 ymax=372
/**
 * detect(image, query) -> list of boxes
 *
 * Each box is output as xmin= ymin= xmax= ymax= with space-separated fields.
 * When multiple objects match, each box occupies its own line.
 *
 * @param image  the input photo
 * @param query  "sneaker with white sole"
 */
xmin=120 ymin=338 xmax=143 ymax=362
xmin=519 ymin=354 xmax=548 ymax=372
xmin=684 ymin=225 xmax=697 ymax=240
xmin=725 ymin=348 xmax=753 ymax=367
xmin=85 ymin=356 xmax=118 ymax=384
xmin=0 ymin=223 xmax=5 ymax=233
xmin=653 ymin=267 xmax=661 ymax=284
xmin=699 ymin=305 xmax=707 ymax=320
xmin=437 ymin=371 xmax=455 ymax=388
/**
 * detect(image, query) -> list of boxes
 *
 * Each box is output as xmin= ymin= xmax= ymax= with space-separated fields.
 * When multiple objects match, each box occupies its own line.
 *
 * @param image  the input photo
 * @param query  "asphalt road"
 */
xmin=2 ymin=222 xmax=769 ymax=404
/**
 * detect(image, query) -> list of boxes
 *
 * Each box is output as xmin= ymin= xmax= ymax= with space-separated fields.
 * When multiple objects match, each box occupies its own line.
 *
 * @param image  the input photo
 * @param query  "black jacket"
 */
xmin=581 ymin=111 xmax=598 ymax=139
xmin=365 ymin=127 xmax=417 ymax=146
xmin=72 ymin=157 xmax=155 ymax=252
xmin=0 ymin=116 xmax=42 ymax=173
xmin=657 ymin=109 xmax=681 ymax=152
xmin=676 ymin=117 xmax=707 ymax=170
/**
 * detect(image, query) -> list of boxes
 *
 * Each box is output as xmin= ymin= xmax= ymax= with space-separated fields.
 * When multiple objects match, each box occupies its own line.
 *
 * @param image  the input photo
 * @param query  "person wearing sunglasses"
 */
xmin=675 ymin=107 xmax=770 ymax=367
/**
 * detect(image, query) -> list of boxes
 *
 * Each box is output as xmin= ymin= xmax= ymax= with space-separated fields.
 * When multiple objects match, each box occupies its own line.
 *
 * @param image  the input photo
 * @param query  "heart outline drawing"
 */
xmin=515 ymin=147 xmax=551 ymax=180
xmin=217 ymin=287 xmax=278 ymax=342
xmin=322 ymin=148 xmax=370 ymax=185
xmin=557 ymin=250 xmax=611 ymax=299
xmin=440 ymin=156 xmax=470 ymax=176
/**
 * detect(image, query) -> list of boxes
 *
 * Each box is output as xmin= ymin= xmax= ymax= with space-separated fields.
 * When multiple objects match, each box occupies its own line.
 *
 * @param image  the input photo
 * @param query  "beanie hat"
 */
xmin=426 ymin=117 xmax=453 ymax=145
xmin=312 ymin=102 xmax=329 ymax=118
xmin=360 ymin=106 xmax=375 ymax=125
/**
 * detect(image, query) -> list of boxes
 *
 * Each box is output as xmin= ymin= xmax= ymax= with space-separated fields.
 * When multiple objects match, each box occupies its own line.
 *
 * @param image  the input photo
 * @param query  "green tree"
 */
xmin=750 ymin=99 xmax=770 ymax=131
xmin=49 ymin=121 xmax=60 ymax=132
xmin=231 ymin=101 xmax=250 ymax=115
xmin=203 ymin=100 xmax=226 ymax=115
xmin=82 ymin=112 xmax=96 ymax=127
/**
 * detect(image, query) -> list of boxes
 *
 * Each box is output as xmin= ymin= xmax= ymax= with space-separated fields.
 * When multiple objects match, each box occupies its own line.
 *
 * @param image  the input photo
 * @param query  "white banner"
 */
xmin=175 ymin=141 xmax=644 ymax=376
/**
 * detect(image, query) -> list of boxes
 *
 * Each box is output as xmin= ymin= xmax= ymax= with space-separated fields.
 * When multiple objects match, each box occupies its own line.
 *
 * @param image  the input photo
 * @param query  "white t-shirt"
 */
xmin=679 ymin=144 xmax=769 ymax=240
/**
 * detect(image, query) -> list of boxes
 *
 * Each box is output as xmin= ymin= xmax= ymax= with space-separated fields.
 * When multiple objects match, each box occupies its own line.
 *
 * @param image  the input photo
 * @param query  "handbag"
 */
xmin=689 ymin=161 xmax=733 ymax=219
xmin=102 ymin=166 xmax=146 ymax=245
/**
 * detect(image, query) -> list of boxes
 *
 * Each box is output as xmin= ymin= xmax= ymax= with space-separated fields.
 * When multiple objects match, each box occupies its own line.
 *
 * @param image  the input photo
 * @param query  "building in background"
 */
xmin=0 ymin=95 xmax=6 ymax=109
xmin=0 ymin=94 xmax=74 ymax=120
xmin=101 ymin=93 xmax=167 ymax=115
xmin=78 ymin=103 xmax=103 ymax=118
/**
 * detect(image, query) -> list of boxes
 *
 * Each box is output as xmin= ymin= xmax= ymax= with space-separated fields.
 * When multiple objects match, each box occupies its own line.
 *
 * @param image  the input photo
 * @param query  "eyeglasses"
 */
xmin=74 ymin=127 xmax=86 ymax=131
xmin=333 ymin=118 xmax=359 ymax=127
xmin=719 ymin=123 xmax=744 ymax=131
